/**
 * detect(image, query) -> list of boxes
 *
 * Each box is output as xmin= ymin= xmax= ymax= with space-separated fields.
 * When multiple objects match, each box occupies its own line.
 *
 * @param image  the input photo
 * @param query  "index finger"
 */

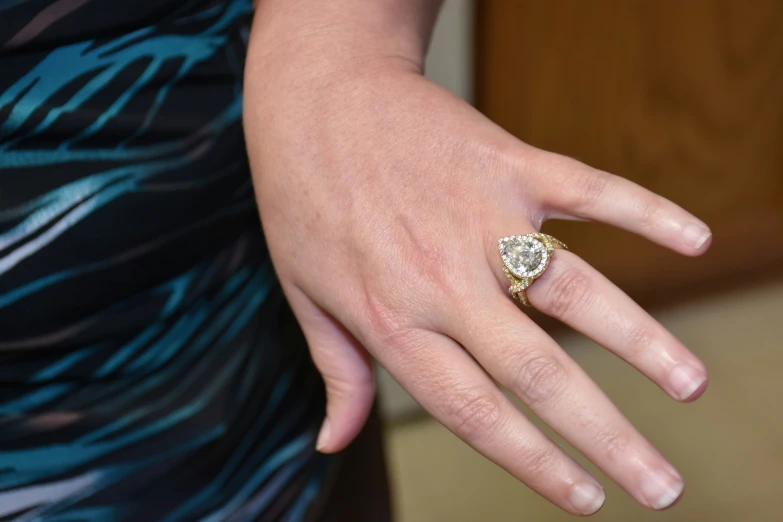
xmin=534 ymin=153 xmax=712 ymax=255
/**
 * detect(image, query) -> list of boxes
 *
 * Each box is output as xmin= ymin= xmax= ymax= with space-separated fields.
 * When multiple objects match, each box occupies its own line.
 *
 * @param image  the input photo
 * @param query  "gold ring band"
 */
xmin=498 ymin=233 xmax=568 ymax=307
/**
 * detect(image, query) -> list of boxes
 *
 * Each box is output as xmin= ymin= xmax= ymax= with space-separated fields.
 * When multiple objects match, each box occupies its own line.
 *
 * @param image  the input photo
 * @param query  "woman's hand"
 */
xmin=244 ymin=0 xmax=710 ymax=515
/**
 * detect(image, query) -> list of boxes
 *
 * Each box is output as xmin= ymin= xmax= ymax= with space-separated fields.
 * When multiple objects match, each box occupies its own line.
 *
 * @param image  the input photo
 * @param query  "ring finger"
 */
xmin=525 ymin=250 xmax=708 ymax=402
xmin=450 ymin=254 xmax=686 ymax=509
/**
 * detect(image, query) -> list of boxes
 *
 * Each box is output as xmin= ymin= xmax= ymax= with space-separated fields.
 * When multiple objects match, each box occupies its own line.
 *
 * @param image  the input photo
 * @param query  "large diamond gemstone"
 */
xmin=499 ymin=236 xmax=547 ymax=278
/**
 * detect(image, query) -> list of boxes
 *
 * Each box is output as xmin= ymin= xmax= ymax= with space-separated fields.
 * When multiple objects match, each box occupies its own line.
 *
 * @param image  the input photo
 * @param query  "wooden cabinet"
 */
xmin=476 ymin=1 xmax=783 ymax=309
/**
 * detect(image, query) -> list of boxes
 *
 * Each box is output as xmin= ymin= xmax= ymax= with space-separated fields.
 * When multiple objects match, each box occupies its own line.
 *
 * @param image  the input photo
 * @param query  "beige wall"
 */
xmin=424 ymin=0 xmax=474 ymax=103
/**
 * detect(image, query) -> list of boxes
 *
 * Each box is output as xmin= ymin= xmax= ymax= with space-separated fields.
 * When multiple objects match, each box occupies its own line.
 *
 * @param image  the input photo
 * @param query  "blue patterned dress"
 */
xmin=0 ymin=0 xmax=349 ymax=519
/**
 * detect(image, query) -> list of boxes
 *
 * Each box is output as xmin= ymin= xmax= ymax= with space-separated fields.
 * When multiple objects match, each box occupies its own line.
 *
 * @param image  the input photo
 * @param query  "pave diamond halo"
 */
xmin=498 ymin=235 xmax=549 ymax=279
xmin=498 ymin=233 xmax=568 ymax=307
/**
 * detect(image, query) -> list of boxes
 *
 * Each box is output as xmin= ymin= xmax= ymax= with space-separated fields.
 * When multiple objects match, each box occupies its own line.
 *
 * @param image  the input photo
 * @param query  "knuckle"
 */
xmin=538 ymin=265 xmax=593 ymax=318
xmin=555 ymin=162 xmax=610 ymax=213
xmin=396 ymin=218 xmax=453 ymax=285
xmin=519 ymin=445 xmax=559 ymax=476
xmin=511 ymin=350 xmax=569 ymax=406
xmin=324 ymin=372 xmax=373 ymax=405
xmin=322 ymin=357 xmax=375 ymax=392
xmin=361 ymin=285 xmax=424 ymax=352
xmin=597 ymin=428 xmax=631 ymax=462
xmin=638 ymin=194 xmax=664 ymax=228
xmin=623 ymin=323 xmax=655 ymax=359
xmin=575 ymin=171 xmax=610 ymax=211
xmin=393 ymin=218 xmax=471 ymax=305
xmin=363 ymin=288 xmax=404 ymax=341
xmin=533 ymin=152 xmax=612 ymax=215
xmin=448 ymin=392 xmax=505 ymax=444
xmin=408 ymin=241 xmax=452 ymax=290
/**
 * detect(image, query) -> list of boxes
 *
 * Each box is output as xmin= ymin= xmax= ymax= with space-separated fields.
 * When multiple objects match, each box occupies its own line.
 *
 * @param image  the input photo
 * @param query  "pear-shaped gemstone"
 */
xmin=499 ymin=236 xmax=546 ymax=278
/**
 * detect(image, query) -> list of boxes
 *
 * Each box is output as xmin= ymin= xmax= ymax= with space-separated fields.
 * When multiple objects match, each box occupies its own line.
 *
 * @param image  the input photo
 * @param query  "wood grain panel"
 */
xmin=476 ymin=1 xmax=783 ymax=309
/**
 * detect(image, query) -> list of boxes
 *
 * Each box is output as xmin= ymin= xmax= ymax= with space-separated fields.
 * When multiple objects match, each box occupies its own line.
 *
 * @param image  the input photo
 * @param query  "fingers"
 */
xmin=533 ymin=152 xmax=712 ymax=255
xmin=372 ymin=329 xmax=606 ymax=516
xmin=284 ymin=285 xmax=375 ymax=454
xmin=449 ymin=279 xmax=685 ymax=510
xmin=526 ymin=250 xmax=708 ymax=402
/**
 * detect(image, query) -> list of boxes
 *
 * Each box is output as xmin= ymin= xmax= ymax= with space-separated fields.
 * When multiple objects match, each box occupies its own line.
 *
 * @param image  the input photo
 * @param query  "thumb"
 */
xmin=284 ymin=284 xmax=375 ymax=454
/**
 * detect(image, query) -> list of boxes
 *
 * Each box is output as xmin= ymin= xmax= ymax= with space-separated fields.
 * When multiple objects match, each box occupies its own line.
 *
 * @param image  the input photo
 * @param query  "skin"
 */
xmin=244 ymin=0 xmax=712 ymax=515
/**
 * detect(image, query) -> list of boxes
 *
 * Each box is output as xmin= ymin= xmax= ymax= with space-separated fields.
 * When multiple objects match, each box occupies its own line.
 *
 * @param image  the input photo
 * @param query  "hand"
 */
xmin=243 ymin=6 xmax=710 ymax=515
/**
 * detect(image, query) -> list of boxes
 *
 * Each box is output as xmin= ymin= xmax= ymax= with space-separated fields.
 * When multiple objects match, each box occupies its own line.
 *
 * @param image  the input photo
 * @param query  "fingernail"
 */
xmin=640 ymin=468 xmax=684 ymax=510
xmin=315 ymin=419 xmax=331 ymax=452
xmin=668 ymin=363 xmax=706 ymax=400
xmin=569 ymin=482 xmax=605 ymax=515
xmin=682 ymin=223 xmax=711 ymax=249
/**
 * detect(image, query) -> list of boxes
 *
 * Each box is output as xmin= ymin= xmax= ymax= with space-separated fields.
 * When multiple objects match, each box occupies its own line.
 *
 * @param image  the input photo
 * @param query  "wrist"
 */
xmin=246 ymin=0 xmax=441 ymax=87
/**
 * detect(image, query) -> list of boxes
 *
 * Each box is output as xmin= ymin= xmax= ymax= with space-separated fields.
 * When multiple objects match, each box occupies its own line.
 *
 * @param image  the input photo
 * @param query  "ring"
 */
xmin=498 ymin=233 xmax=568 ymax=307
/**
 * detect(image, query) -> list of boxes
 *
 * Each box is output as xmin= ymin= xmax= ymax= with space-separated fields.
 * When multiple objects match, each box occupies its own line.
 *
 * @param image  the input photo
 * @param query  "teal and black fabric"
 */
xmin=0 ymin=0 xmax=332 ymax=519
